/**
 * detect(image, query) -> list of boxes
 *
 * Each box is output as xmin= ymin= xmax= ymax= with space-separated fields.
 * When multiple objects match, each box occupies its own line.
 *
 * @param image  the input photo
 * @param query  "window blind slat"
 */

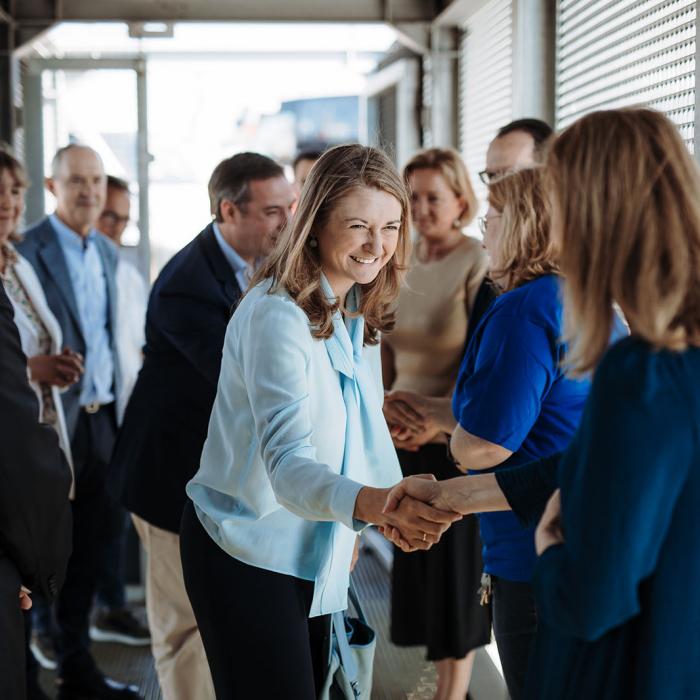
xmin=556 ymin=0 xmax=695 ymax=152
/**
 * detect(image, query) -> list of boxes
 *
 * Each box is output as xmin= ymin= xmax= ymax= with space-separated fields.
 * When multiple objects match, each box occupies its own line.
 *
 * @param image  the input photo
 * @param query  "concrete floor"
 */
xmin=39 ymin=545 xmax=437 ymax=699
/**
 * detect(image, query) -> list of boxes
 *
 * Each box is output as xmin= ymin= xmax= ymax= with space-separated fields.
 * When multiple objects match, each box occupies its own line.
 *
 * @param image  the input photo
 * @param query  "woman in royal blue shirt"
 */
xmin=450 ymin=169 xmax=589 ymax=699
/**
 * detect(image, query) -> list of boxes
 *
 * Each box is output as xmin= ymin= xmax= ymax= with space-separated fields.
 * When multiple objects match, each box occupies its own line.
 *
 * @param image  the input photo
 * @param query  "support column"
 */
xmin=23 ymin=64 xmax=45 ymax=224
xmin=512 ymin=0 xmax=555 ymax=124
xmin=135 ymin=58 xmax=151 ymax=281
xmin=0 ymin=20 xmax=15 ymax=144
xmin=426 ymin=26 xmax=460 ymax=148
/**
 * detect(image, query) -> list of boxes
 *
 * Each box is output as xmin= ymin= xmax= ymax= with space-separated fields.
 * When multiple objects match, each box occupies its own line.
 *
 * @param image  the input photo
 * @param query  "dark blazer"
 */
xmin=0 ymin=284 xmax=72 ymax=699
xmin=17 ymin=217 xmax=121 ymax=439
xmin=0 ymin=278 xmax=73 ymax=643
xmin=110 ymin=225 xmax=243 ymax=533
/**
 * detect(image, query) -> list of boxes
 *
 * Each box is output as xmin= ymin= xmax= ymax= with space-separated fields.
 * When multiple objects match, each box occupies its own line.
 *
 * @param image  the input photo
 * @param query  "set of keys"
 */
xmin=478 ymin=572 xmax=492 ymax=606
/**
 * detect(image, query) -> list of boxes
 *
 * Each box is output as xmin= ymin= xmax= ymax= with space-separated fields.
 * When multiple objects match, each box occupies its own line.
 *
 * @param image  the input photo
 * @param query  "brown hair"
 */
xmin=208 ymin=152 xmax=284 ymax=222
xmin=403 ymin=148 xmax=478 ymax=227
xmin=251 ymin=144 xmax=411 ymax=344
xmin=0 ymin=148 xmax=28 ymax=242
xmin=487 ymin=167 xmax=557 ymax=291
xmin=547 ymin=107 xmax=700 ymax=375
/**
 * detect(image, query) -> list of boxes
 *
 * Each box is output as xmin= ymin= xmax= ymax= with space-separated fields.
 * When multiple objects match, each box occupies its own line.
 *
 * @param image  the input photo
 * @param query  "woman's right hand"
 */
xmin=354 ymin=483 xmax=461 ymax=551
xmin=28 ymin=348 xmax=84 ymax=388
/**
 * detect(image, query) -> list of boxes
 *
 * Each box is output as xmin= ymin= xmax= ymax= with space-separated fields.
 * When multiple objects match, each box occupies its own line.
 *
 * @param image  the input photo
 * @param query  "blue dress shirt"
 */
xmin=212 ymin=222 xmax=253 ymax=293
xmin=187 ymin=277 xmax=401 ymax=616
xmin=50 ymin=214 xmax=114 ymax=406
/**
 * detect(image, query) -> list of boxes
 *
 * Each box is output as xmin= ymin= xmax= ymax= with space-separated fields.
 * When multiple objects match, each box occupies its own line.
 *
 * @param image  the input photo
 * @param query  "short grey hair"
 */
xmin=51 ymin=144 xmax=104 ymax=178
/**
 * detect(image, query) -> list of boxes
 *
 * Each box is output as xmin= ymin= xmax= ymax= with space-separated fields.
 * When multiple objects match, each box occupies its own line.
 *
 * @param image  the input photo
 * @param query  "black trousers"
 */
xmin=180 ymin=502 xmax=330 ymax=699
xmin=55 ymin=405 xmax=117 ymax=679
xmin=491 ymin=575 xmax=538 ymax=700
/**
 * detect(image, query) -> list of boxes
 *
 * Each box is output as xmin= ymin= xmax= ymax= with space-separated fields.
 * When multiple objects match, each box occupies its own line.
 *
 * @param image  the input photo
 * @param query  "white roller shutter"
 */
xmin=556 ymin=0 xmax=696 ymax=151
xmin=459 ymin=0 xmax=515 ymax=197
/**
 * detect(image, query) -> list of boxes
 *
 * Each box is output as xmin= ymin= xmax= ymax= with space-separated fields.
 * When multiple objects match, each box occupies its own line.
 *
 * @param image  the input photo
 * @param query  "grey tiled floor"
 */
xmin=39 ymin=547 xmax=435 ymax=699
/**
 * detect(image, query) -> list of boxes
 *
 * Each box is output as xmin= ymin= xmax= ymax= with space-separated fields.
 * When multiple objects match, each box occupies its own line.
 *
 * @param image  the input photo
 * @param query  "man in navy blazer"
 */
xmin=109 ymin=152 xmax=295 ymax=699
xmin=18 ymin=145 xmax=140 ymax=700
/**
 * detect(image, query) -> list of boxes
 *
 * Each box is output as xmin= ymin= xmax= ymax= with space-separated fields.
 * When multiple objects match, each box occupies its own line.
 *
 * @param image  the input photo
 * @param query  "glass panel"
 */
xmin=41 ymin=67 xmax=141 ymax=245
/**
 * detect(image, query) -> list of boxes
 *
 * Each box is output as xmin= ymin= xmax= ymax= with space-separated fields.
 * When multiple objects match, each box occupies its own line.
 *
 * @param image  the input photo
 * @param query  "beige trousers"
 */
xmin=131 ymin=514 xmax=215 ymax=700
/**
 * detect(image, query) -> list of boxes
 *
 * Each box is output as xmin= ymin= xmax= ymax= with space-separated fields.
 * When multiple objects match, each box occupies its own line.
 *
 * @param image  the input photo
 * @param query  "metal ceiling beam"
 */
xmin=46 ymin=0 xmax=440 ymax=23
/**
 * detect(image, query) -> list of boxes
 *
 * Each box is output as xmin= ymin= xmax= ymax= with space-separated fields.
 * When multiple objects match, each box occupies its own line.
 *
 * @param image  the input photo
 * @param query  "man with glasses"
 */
xmin=93 ymin=175 xmax=151 ymax=649
xmin=97 ymin=176 xmax=131 ymax=245
xmin=479 ymin=118 xmax=553 ymax=186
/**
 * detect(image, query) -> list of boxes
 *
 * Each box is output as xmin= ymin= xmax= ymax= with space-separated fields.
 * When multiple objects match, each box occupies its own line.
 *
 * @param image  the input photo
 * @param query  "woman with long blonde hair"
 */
xmin=385 ymin=108 xmax=700 ymax=698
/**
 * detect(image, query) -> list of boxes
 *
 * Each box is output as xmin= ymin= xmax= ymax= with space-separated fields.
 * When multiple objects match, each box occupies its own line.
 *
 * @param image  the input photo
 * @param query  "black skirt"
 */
xmin=390 ymin=444 xmax=491 ymax=661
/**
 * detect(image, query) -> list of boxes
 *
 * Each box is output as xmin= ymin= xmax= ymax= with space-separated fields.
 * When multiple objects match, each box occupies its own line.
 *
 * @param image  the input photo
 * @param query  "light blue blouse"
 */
xmin=186 ymin=277 xmax=401 ymax=616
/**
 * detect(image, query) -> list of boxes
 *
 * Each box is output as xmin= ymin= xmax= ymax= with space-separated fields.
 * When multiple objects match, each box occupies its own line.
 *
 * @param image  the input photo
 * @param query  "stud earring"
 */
xmin=309 ymin=237 xmax=318 ymax=248
xmin=453 ymin=218 xmax=462 ymax=229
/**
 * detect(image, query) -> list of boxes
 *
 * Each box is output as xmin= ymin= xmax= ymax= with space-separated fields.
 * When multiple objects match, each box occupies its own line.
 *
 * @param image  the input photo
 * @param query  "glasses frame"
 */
xmin=478 ymin=214 xmax=502 ymax=235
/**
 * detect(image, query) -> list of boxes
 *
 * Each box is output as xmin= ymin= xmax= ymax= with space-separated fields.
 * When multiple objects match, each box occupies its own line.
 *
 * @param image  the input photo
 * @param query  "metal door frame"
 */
xmin=23 ymin=56 xmax=151 ymax=279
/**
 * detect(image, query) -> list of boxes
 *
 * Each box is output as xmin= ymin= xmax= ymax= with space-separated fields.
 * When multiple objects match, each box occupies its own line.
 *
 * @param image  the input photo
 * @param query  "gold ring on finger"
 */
xmin=422 ymin=532 xmax=427 ymax=542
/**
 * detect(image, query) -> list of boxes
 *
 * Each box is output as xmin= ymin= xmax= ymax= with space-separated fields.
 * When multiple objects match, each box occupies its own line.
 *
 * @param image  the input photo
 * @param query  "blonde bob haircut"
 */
xmin=487 ymin=167 xmax=557 ymax=292
xmin=403 ymin=148 xmax=478 ymax=227
xmin=547 ymin=107 xmax=700 ymax=376
xmin=251 ymin=144 xmax=411 ymax=344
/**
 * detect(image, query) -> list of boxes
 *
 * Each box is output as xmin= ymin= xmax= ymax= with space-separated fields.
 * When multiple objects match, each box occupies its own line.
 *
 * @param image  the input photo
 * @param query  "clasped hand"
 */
xmin=382 ymin=390 xmax=458 ymax=452
xmin=27 ymin=347 xmax=84 ymax=388
xmin=382 ymin=391 xmax=449 ymax=451
xmin=379 ymin=475 xmax=460 ymax=552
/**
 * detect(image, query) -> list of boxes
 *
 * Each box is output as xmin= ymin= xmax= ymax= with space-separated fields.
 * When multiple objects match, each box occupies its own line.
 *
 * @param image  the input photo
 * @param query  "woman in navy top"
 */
xmin=524 ymin=108 xmax=700 ymax=699
xmin=386 ymin=108 xmax=700 ymax=699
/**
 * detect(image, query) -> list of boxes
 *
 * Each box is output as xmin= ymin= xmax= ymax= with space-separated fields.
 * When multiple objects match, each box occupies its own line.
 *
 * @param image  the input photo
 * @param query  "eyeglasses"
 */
xmin=99 ymin=210 xmax=130 ymax=226
xmin=478 ymin=168 xmax=515 ymax=185
xmin=477 ymin=215 xmax=501 ymax=235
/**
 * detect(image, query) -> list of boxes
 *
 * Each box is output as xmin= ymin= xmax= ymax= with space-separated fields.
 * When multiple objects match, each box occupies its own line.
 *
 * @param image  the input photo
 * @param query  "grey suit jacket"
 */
xmin=17 ymin=216 xmax=122 ymax=439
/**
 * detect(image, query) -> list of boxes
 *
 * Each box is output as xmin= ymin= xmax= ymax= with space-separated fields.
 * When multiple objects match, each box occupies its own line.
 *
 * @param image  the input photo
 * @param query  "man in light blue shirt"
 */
xmin=49 ymin=213 xmax=114 ymax=408
xmin=18 ymin=145 xmax=141 ymax=700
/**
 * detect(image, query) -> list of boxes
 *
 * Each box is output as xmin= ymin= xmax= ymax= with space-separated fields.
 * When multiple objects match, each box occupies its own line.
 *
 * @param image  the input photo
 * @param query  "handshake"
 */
xmin=376 ymin=475 xmax=463 ymax=553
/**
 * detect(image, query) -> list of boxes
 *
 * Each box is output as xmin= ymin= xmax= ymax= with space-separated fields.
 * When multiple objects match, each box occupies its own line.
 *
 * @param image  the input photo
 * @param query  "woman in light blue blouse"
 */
xmin=180 ymin=144 xmax=460 ymax=699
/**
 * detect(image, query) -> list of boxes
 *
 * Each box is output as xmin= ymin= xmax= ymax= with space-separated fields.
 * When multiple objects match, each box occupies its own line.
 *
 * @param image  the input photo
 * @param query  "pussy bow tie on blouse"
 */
xmin=310 ymin=277 xmax=400 ymax=616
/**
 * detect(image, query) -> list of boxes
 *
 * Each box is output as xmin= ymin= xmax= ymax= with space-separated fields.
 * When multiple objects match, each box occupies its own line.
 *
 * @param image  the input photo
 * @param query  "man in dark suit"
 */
xmin=18 ymin=145 xmax=141 ymax=700
xmin=110 ymin=152 xmax=295 ymax=700
xmin=0 ymin=283 xmax=72 ymax=700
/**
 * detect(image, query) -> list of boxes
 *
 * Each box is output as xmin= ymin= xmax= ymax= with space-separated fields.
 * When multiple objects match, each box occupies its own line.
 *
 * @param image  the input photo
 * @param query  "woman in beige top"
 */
xmin=382 ymin=148 xmax=492 ymax=700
